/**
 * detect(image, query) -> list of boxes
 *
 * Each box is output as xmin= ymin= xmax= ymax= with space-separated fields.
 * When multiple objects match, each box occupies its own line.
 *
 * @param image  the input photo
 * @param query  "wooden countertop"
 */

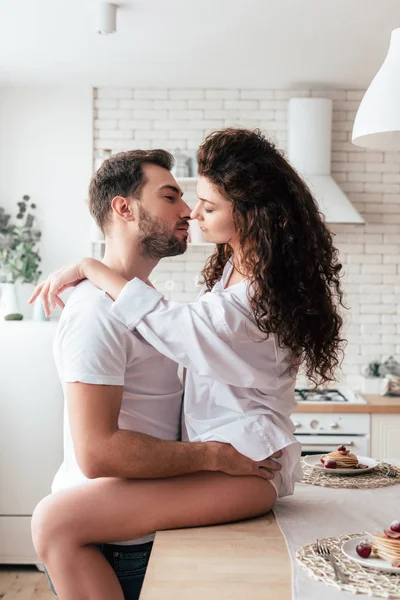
xmin=140 ymin=512 xmax=291 ymax=600
xmin=294 ymin=394 xmax=400 ymax=414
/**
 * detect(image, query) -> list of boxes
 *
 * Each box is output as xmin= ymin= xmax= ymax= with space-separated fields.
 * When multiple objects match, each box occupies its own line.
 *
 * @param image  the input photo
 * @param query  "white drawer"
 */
xmin=291 ymin=413 xmax=370 ymax=435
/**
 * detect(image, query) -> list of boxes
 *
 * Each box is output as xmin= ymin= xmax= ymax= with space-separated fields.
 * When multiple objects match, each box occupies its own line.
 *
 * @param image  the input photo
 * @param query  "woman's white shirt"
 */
xmin=112 ymin=260 xmax=302 ymax=497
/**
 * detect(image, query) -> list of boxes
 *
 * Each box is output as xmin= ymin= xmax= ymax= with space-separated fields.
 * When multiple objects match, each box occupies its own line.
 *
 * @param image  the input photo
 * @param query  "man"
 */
xmin=32 ymin=149 xmax=281 ymax=600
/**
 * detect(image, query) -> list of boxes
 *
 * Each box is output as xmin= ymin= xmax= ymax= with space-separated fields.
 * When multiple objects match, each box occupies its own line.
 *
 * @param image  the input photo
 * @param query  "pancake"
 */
xmin=321 ymin=449 xmax=359 ymax=469
xmin=371 ymin=531 xmax=400 ymax=566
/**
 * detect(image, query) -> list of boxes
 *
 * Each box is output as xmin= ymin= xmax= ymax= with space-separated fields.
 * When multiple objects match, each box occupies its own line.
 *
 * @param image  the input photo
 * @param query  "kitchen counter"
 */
xmin=294 ymin=394 xmax=400 ymax=414
xmin=140 ymin=511 xmax=291 ymax=600
xmin=141 ymin=458 xmax=400 ymax=600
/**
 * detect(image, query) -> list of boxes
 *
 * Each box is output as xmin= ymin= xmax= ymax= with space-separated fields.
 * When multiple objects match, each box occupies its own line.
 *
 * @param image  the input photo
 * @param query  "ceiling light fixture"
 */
xmin=352 ymin=28 xmax=400 ymax=150
xmin=97 ymin=1 xmax=118 ymax=35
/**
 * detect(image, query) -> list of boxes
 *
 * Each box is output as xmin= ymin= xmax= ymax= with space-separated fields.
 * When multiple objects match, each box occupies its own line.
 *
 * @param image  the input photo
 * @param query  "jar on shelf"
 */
xmin=171 ymin=149 xmax=190 ymax=178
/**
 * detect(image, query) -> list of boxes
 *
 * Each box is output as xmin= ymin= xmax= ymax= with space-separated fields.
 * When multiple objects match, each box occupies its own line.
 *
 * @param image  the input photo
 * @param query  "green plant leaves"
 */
xmin=0 ymin=195 xmax=42 ymax=284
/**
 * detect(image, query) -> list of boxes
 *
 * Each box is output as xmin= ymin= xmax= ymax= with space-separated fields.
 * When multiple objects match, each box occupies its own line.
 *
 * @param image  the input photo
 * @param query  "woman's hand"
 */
xmin=28 ymin=258 xmax=129 ymax=317
xmin=28 ymin=261 xmax=87 ymax=317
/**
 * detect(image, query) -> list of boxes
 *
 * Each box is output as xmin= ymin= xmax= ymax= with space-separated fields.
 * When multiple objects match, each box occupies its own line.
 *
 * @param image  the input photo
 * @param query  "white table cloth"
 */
xmin=274 ymin=459 xmax=400 ymax=599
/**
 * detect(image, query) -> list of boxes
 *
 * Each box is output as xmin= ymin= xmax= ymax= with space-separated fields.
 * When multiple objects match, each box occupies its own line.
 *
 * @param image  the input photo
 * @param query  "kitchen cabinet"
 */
xmin=0 ymin=320 xmax=63 ymax=564
xmin=371 ymin=414 xmax=400 ymax=460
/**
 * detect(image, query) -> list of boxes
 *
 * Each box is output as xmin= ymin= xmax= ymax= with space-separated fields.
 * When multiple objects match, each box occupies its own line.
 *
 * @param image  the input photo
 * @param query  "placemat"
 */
xmin=301 ymin=459 xmax=400 ymax=489
xmin=297 ymin=531 xmax=400 ymax=598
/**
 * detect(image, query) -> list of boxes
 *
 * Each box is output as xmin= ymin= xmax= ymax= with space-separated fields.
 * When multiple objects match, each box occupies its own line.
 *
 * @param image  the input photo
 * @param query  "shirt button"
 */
xmin=113 ymin=552 xmax=119 ymax=557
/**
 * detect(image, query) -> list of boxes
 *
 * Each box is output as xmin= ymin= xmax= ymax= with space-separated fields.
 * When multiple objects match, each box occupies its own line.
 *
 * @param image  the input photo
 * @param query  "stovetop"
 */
xmin=295 ymin=387 xmax=366 ymax=404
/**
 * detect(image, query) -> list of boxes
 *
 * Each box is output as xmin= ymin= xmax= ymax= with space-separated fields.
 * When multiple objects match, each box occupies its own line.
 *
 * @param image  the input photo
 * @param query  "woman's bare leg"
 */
xmin=32 ymin=471 xmax=277 ymax=600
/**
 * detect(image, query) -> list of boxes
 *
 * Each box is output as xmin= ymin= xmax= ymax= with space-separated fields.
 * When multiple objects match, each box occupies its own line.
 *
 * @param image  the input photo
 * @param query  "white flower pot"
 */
xmin=1 ymin=282 xmax=23 ymax=320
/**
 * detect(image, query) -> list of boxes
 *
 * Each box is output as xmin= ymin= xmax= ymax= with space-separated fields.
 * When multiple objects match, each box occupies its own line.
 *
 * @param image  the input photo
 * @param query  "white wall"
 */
xmin=94 ymin=87 xmax=400 ymax=389
xmin=0 ymin=86 xmax=93 ymax=316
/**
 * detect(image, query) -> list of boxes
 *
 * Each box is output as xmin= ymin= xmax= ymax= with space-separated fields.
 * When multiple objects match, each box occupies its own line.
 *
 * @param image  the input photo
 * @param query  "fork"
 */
xmin=380 ymin=462 xmax=397 ymax=477
xmin=315 ymin=539 xmax=349 ymax=583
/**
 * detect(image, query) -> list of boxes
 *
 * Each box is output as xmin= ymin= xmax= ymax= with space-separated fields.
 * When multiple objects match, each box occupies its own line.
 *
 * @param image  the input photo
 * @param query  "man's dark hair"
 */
xmin=89 ymin=149 xmax=174 ymax=233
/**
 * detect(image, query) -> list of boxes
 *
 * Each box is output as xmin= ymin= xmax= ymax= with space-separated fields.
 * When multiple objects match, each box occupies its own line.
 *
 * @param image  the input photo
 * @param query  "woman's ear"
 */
xmin=111 ymin=196 xmax=136 ymax=222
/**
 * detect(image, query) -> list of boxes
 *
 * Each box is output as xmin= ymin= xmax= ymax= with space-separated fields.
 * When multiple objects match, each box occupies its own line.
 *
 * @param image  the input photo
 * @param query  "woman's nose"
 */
xmin=190 ymin=203 xmax=202 ymax=220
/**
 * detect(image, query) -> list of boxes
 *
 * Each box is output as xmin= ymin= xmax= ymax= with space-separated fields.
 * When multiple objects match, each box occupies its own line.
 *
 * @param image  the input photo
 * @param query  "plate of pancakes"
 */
xmin=341 ymin=521 xmax=400 ymax=573
xmin=303 ymin=445 xmax=378 ymax=475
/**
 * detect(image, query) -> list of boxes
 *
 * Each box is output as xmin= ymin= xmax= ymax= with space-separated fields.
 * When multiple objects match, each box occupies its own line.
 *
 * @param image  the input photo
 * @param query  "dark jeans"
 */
xmin=44 ymin=540 xmax=153 ymax=600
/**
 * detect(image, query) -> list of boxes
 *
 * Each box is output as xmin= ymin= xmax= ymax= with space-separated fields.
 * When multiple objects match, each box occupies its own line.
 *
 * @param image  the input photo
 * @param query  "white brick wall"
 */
xmin=93 ymin=88 xmax=400 ymax=388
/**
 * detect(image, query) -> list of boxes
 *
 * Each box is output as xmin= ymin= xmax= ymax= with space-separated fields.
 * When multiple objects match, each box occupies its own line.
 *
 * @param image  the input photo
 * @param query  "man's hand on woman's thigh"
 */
xmin=210 ymin=442 xmax=283 ymax=480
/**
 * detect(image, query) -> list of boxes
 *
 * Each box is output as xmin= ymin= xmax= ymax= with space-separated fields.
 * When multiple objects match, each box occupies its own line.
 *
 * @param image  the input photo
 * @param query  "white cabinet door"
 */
xmin=0 ymin=517 xmax=38 ymax=564
xmin=371 ymin=414 xmax=400 ymax=460
xmin=0 ymin=321 xmax=63 ymax=515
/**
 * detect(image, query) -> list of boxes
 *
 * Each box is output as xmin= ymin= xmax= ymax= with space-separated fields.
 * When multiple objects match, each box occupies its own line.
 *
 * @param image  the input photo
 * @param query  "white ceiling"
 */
xmin=0 ymin=0 xmax=399 ymax=88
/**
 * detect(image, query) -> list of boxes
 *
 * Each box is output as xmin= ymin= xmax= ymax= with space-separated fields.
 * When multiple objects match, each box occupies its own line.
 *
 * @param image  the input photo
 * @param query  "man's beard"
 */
xmin=138 ymin=205 xmax=187 ymax=260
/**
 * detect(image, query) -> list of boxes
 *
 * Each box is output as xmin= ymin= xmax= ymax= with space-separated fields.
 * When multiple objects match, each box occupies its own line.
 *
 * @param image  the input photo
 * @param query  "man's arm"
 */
xmin=67 ymin=382 xmax=282 ymax=481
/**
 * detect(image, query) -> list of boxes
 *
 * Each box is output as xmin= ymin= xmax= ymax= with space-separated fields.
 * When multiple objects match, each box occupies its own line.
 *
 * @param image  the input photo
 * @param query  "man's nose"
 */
xmin=179 ymin=198 xmax=192 ymax=219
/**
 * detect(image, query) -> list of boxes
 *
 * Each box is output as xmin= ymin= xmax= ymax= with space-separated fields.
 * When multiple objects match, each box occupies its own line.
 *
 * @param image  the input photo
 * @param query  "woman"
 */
xmin=30 ymin=128 xmax=345 ymax=600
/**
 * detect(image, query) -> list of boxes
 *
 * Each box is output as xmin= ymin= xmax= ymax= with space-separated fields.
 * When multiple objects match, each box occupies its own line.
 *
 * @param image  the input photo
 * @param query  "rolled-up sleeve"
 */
xmin=111 ymin=278 xmax=257 ymax=386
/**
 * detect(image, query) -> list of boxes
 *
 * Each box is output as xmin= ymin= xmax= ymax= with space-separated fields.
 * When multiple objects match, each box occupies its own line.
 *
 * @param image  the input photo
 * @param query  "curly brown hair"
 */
xmin=197 ymin=128 xmax=346 ymax=387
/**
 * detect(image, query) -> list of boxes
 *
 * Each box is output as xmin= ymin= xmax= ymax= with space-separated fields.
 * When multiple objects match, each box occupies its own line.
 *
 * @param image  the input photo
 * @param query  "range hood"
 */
xmin=288 ymin=98 xmax=364 ymax=224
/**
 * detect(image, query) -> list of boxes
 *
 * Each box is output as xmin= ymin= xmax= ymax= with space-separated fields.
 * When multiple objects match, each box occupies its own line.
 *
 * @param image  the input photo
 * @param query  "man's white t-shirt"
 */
xmin=52 ymin=280 xmax=183 ymax=545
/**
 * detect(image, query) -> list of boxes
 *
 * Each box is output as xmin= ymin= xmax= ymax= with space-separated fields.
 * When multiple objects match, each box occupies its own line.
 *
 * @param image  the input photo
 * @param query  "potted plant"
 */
xmin=0 ymin=195 xmax=42 ymax=320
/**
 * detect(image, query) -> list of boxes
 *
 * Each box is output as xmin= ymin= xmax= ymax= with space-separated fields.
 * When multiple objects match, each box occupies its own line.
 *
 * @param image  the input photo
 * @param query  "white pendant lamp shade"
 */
xmin=352 ymin=28 xmax=400 ymax=150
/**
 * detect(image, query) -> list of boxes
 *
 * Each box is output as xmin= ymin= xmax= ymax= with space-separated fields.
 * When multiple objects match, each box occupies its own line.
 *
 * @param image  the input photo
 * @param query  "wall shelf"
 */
xmin=91 ymin=240 xmax=214 ymax=247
